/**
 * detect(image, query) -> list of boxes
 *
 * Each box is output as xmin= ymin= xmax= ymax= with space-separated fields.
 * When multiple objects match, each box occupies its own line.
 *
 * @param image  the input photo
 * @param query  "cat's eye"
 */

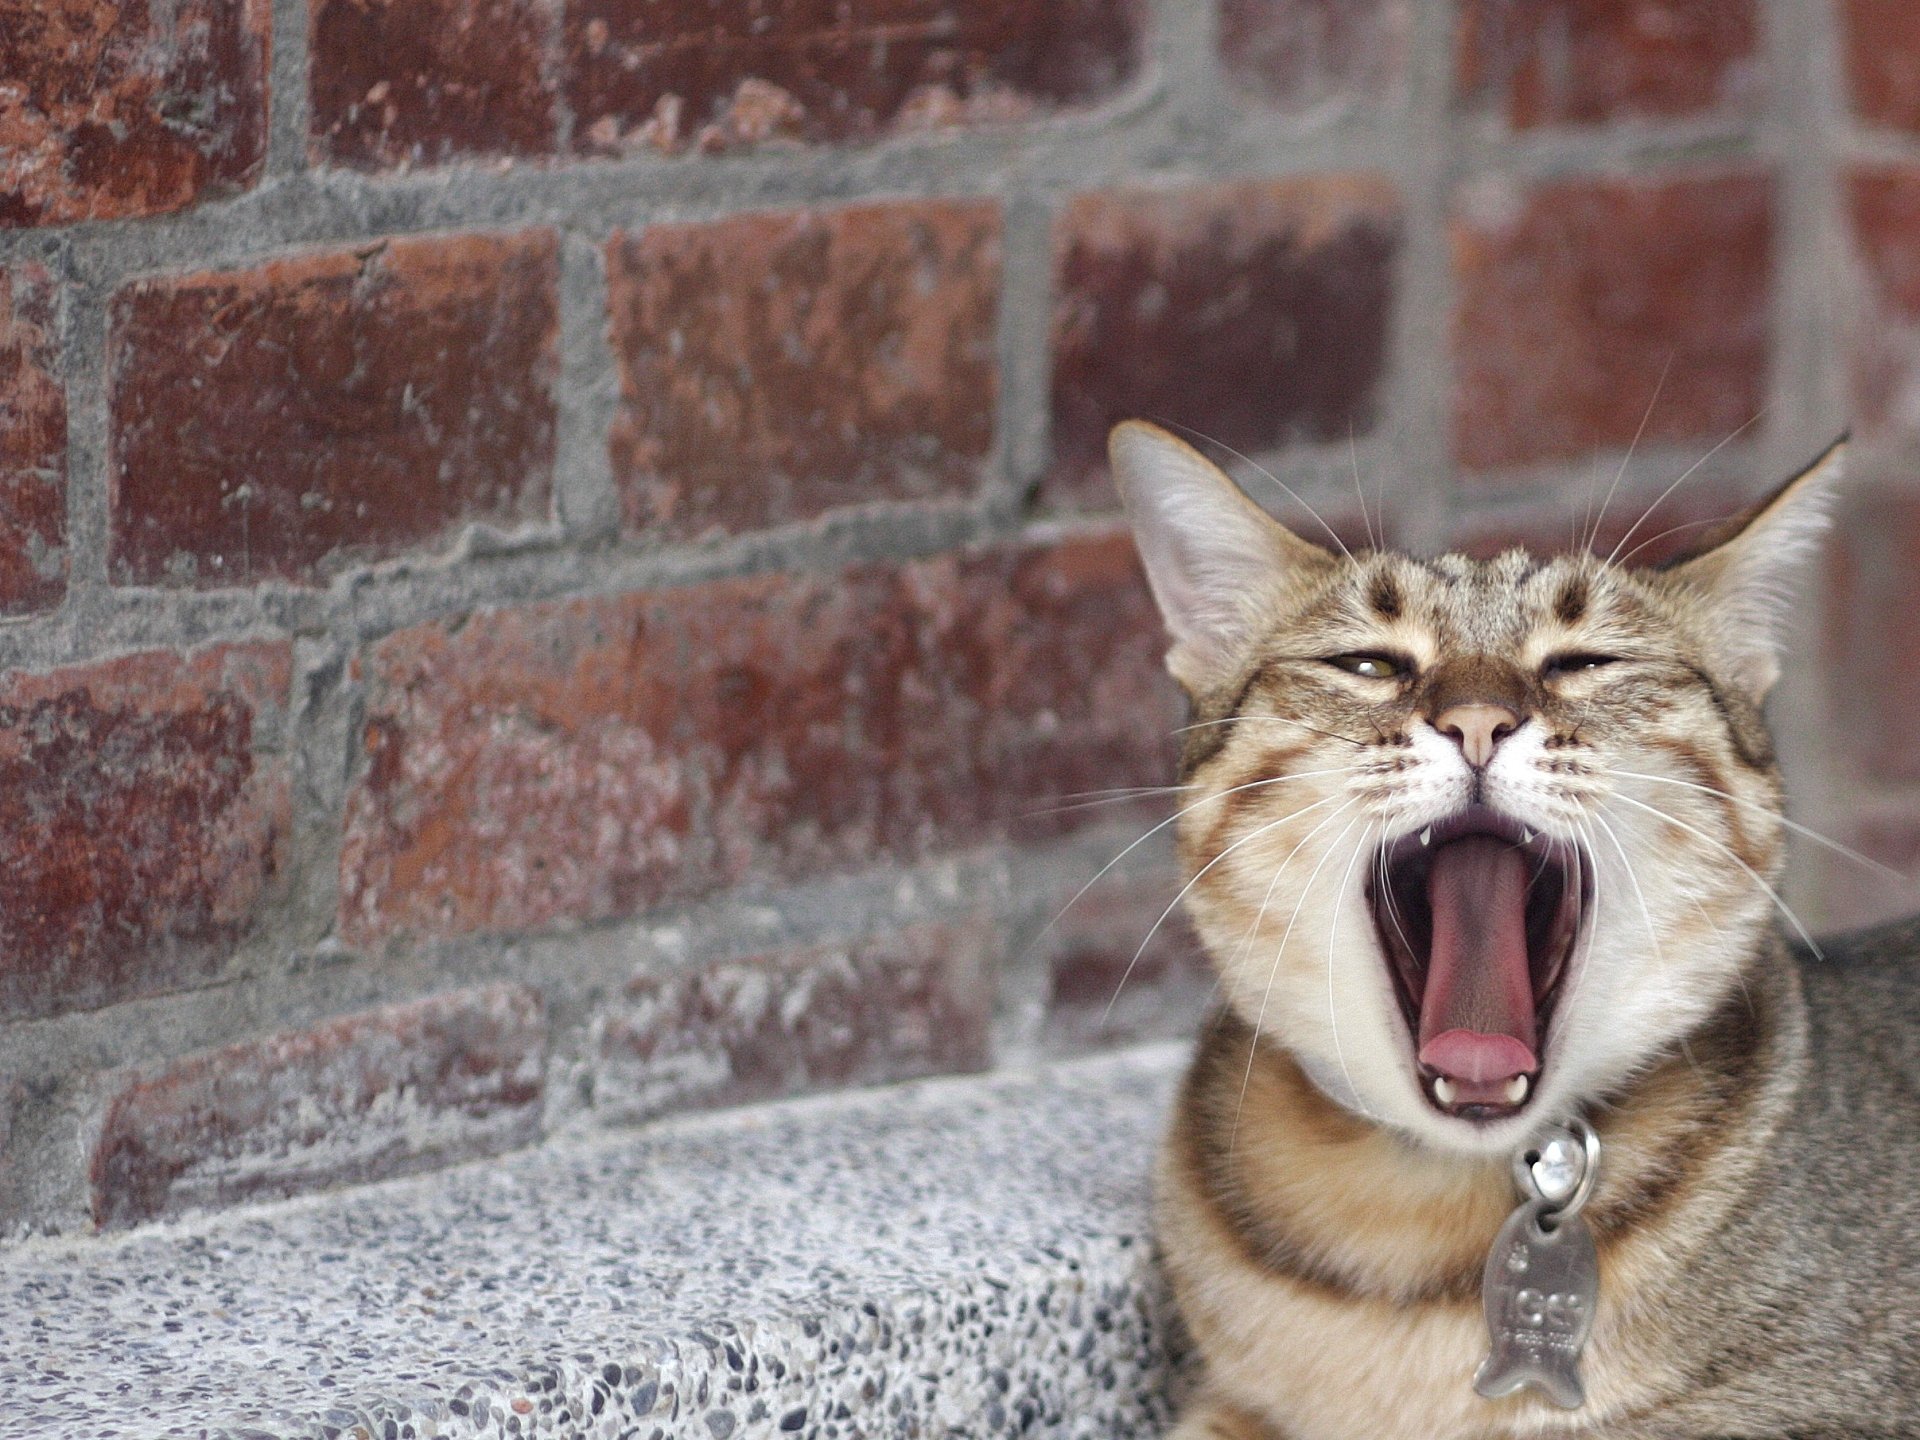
xmin=1326 ymin=653 xmax=1407 ymax=680
xmin=1542 ymin=652 xmax=1620 ymax=676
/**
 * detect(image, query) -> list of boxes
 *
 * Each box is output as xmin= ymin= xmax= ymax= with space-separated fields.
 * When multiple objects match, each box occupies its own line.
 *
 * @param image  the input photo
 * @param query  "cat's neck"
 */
xmin=1168 ymin=941 xmax=1807 ymax=1306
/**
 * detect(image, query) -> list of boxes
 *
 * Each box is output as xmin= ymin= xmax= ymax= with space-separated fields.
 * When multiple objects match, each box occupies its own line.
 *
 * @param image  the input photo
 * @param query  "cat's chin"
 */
xmin=1365 ymin=804 xmax=1593 ymax=1132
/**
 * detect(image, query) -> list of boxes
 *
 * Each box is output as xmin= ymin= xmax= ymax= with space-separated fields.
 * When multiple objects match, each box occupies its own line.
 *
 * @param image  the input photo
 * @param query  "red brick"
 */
xmin=1048 ymin=176 xmax=1400 ymax=508
xmin=1452 ymin=171 xmax=1773 ymax=474
xmin=0 ymin=267 xmax=67 ymax=613
xmin=1828 ymin=486 xmax=1920 ymax=785
xmin=607 ymin=201 xmax=1001 ymax=542
xmin=565 ymin=0 xmax=1142 ymax=155
xmin=109 ymin=231 xmax=558 ymax=588
xmin=1845 ymin=167 xmax=1920 ymax=434
xmin=1841 ymin=0 xmax=1920 ymax=130
xmin=339 ymin=531 xmax=1177 ymax=944
xmin=596 ymin=922 xmax=992 ymax=1121
xmin=310 ymin=0 xmax=558 ymax=169
xmin=89 ymin=984 xmax=545 ymax=1229
xmin=1219 ymin=0 xmax=1409 ymax=113
xmin=1040 ymin=867 xmax=1211 ymax=1053
xmin=0 ymin=643 xmax=291 ymax=1023
xmin=0 ymin=0 xmax=269 ymax=228
xmin=1456 ymin=0 xmax=1759 ymax=128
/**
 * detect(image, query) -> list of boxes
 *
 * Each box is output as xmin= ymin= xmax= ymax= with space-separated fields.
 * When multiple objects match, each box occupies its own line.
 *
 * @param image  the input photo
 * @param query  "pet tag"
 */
xmin=1473 ymin=1119 xmax=1602 ymax=1410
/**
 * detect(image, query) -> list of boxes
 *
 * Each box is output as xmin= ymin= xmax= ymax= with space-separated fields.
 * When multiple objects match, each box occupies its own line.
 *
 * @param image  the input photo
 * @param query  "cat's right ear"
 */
xmin=1109 ymin=420 xmax=1336 ymax=693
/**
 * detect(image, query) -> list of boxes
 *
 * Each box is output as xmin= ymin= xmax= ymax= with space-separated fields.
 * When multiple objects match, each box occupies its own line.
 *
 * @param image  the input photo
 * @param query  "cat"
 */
xmin=1107 ymin=419 xmax=1920 ymax=1440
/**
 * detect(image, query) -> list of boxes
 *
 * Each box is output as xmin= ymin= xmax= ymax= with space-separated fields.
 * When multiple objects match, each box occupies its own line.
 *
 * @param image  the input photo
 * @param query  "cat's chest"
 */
xmin=1164 ymin=1209 xmax=1677 ymax=1440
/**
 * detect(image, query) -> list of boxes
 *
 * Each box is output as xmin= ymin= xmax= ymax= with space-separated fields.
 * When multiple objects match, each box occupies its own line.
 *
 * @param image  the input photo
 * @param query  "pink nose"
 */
xmin=1436 ymin=702 xmax=1519 ymax=768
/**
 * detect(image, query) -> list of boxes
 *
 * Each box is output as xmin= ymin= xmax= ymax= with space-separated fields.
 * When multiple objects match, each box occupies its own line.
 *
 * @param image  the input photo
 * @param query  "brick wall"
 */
xmin=0 ymin=0 xmax=1912 ymax=1240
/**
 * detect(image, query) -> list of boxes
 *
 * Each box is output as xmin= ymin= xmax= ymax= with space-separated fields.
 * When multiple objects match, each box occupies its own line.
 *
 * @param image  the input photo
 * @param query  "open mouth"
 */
xmin=1366 ymin=805 xmax=1590 ymax=1122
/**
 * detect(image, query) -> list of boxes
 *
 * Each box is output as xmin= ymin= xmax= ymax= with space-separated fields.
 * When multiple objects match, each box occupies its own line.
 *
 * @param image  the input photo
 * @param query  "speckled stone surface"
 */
xmin=3 ymin=1044 xmax=1187 ymax=1440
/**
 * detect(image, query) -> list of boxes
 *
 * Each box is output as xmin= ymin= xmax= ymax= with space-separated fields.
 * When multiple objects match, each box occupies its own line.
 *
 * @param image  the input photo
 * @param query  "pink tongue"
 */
xmin=1416 ymin=836 xmax=1539 ymax=1085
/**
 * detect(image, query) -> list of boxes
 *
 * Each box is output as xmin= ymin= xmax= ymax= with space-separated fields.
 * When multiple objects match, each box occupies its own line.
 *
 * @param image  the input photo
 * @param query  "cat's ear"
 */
xmin=1110 ymin=420 xmax=1336 ymax=693
xmin=1663 ymin=435 xmax=1847 ymax=701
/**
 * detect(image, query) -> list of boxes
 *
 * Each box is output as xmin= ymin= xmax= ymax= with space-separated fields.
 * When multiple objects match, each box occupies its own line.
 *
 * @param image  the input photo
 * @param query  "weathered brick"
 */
xmin=1049 ymin=176 xmax=1400 ymax=508
xmin=339 ymin=532 xmax=1176 ymax=944
xmin=0 ymin=643 xmax=291 ymax=1024
xmin=565 ymin=0 xmax=1142 ymax=155
xmin=1841 ymin=0 xmax=1920 ymax=131
xmin=89 ymin=984 xmax=545 ymax=1230
xmin=1039 ymin=868 xmax=1211 ymax=1054
xmin=1456 ymin=0 xmax=1759 ymax=128
xmin=310 ymin=0 xmax=558 ymax=168
xmin=0 ymin=0 xmax=269 ymax=227
xmin=607 ymin=201 xmax=1001 ymax=542
xmin=1219 ymin=0 xmax=1409 ymax=114
xmin=1452 ymin=171 xmax=1773 ymax=474
xmin=596 ymin=922 xmax=992 ymax=1123
xmin=109 ymin=231 xmax=558 ymax=588
xmin=1829 ymin=485 xmax=1920 ymax=785
xmin=0 ymin=266 xmax=67 ymax=613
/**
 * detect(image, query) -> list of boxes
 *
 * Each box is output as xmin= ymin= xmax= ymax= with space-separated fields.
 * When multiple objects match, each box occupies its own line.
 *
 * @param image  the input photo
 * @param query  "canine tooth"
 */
xmin=1505 ymin=1075 xmax=1531 ymax=1105
xmin=1432 ymin=1076 xmax=1458 ymax=1106
xmin=1420 ymin=826 xmax=1433 ymax=846
xmin=1521 ymin=827 xmax=1536 ymax=844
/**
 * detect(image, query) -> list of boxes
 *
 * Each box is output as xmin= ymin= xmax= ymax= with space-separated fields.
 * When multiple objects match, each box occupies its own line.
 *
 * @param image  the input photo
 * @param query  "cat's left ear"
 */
xmin=1663 ymin=435 xmax=1847 ymax=701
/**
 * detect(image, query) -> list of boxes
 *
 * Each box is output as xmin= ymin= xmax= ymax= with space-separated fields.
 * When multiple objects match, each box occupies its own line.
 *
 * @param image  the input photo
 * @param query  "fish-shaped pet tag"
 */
xmin=1474 ymin=1121 xmax=1602 ymax=1410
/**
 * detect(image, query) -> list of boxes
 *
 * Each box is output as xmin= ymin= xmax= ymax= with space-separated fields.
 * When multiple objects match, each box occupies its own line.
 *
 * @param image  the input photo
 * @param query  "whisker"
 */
xmin=1612 ymin=514 xmax=1738 ymax=569
xmin=1606 ymin=792 xmax=1825 ymax=960
xmin=1586 ymin=351 xmax=1674 ymax=552
xmin=1175 ymin=715 xmax=1368 ymax=749
xmin=1101 ymin=792 xmax=1348 ymax=1028
xmin=1604 ymin=808 xmax=1759 ymax=1018
xmin=1032 ymin=768 xmax=1355 ymax=953
xmin=1020 ymin=786 xmax=1198 ymax=820
xmin=1148 ymin=416 xmax=1356 ymax=562
xmin=1233 ymin=805 xmax=1363 ymax=1147
xmin=1349 ymin=420 xmax=1377 ymax=551
xmin=1326 ymin=820 xmax=1381 ymax=1121
xmin=1590 ymin=810 xmax=1665 ymax=968
xmin=1600 ymin=767 xmax=1903 ymax=881
xmin=1604 ymin=409 xmax=1766 ymax=568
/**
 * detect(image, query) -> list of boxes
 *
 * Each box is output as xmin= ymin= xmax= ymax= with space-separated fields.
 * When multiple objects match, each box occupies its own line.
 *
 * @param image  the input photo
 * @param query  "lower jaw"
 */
xmin=1425 ymin=1070 xmax=1532 ymax=1116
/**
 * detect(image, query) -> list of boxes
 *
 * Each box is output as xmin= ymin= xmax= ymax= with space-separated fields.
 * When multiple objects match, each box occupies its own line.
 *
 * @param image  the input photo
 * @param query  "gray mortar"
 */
xmin=0 ymin=1044 xmax=1189 ymax=1440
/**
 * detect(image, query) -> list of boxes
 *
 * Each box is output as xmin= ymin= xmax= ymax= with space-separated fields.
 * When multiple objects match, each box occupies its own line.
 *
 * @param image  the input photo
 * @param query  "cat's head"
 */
xmin=1112 ymin=419 xmax=1844 ymax=1156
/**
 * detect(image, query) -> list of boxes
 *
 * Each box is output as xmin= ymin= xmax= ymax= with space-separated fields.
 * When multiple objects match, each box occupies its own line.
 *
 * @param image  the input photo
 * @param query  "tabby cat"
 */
xmin=1108 ymin=419 xmax=1920 ymax=1440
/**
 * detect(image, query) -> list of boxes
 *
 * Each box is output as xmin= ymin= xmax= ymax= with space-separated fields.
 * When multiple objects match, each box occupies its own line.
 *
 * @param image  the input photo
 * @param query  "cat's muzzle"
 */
xmin=1367 ymin=805 xmax=1591 ymax=1122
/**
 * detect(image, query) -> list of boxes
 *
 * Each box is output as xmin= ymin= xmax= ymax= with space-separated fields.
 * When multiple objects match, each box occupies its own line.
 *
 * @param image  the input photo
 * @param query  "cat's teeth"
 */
xmin=1505 ymin=1075 xmax=1531 ymax=1105
xmin=1431 ymin=1076 xmax=1458 ymax=1106
xmin=1521 ymin=828 xmax=1535 ymax=844
xmin=1419 ymin=827 xmax=1433 ymax=847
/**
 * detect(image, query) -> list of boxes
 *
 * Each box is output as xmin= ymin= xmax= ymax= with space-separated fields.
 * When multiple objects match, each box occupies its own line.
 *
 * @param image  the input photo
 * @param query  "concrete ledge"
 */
xmin=5 ymin=1044 xmax=1187 ymax=1440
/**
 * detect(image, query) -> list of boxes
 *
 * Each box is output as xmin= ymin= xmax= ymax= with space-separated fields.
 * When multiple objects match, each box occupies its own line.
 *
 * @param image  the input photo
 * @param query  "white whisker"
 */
xmin=1174 ymin=715 xmax=1368 ymax=749
xmin=1586 ymin=351 xmax=1673 ymax=552
xmin=1233 ymin=806 xmax=1363 ymax=1146
xmin=1326 ymin=820 xmax=1381 ymax=1121
xmin=1148 ymin=417 xmax=1356 ymax=562
xmin=1102 ymin=791 xmax=1348 ymax=1028
xmin=1033 ymin=768 xmax=1355 ymax=953
xmin=1606 ymin=792 xmax=1825 ymax=960
xmin=1600 ymin=767 xmax=1903 ymax=881
xmin=1604 ymin=409 xmax=1766 ymax=568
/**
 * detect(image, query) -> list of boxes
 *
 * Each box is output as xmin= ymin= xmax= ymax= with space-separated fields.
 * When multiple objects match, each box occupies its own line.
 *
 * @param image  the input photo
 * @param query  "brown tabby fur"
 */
xmin=1105 ymin=421 xmax=1920 ymax=1439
